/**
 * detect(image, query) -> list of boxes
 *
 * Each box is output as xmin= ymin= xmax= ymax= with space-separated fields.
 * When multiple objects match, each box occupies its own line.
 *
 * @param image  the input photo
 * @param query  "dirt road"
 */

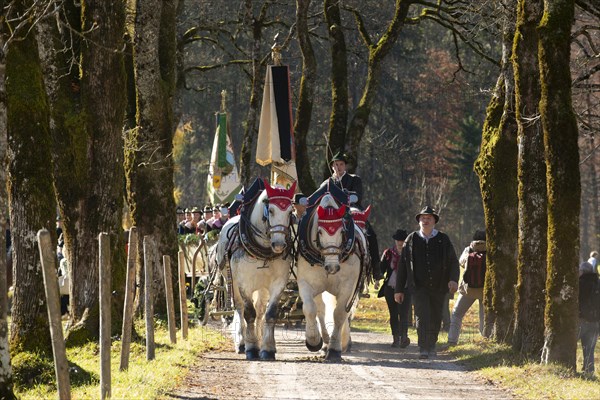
xmin=164 ymin=324 xmax=514 ymax=400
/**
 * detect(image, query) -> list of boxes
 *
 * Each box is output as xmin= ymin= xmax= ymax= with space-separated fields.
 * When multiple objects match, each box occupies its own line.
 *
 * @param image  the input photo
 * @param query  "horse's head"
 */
xmin=316 ymin=203 xmax=347 ymax=275
xmin=262 ymin=179 xmax=296 ymax=253
xmin=350 ymin=205 xmax=371 ymax=233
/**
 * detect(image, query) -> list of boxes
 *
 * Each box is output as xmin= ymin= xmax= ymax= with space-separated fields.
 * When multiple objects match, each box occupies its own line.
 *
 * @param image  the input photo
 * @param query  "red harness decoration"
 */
xmin=350 ymin=205 xmax=371 ymax=230
xmin=317 ymin=205 xmax=347 ymax=235
xmin=263 ymin=179 xmax=296 ymax=210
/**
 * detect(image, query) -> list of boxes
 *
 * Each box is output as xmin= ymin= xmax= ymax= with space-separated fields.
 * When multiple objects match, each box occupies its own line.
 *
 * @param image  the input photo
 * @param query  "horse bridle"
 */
xmin=316 ymin=214 xmax=351 ymax=259
xmin=262 ymin=197 xmax=293 ymax=239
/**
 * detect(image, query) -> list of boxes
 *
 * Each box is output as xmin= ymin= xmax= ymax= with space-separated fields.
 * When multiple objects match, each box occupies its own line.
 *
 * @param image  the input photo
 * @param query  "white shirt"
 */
xmin=417 ymin=228 xmax=438 ymax=243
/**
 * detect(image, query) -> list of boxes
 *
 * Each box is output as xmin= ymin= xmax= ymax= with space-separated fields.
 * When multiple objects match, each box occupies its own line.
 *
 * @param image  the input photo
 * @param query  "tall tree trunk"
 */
xmin=5 ymin=10 xmax=54 ymax=354
xmin=127 ymin=0 xmax=179 ymax=314
xmin=322 ymin=0 xmax=348 ymax=178
xmin=474 ymin=0 xmax=519 ymax=342
xmin=585 ymin=93 xmax=599 ymax=258
xmin=0 ymin=9 xmax=16 ymax=396
xmin=294 ymin=0 xmax=317 ymax=194
xmin=239 ymin=0 xmax=266 ymax=186
xmin=539 ymin=0 xmax=579 ymax=369
xmin=346 ymin=0 xmax=409 ymax=171
xmin=512 ymin=0 xmax=547 ymax=357
xmin=37 ymin=0 xmax=127 ymax=345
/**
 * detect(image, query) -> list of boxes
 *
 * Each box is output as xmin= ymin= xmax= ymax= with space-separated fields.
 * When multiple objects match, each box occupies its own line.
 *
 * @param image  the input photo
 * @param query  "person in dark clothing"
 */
xmin=394 ymin=206 xmax=459 ymax=359
xmin=322 ymin=151 xmax=379 ymax=274
xmin=378 ymin=229 xmax=411 ymax=348
xmin=578 ymin=261 xmax=600 ymax=375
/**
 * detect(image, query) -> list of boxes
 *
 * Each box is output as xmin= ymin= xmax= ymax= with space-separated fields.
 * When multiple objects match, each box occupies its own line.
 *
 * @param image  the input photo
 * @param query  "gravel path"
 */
xmin=163 ymin=323 xmax=515 ymax=400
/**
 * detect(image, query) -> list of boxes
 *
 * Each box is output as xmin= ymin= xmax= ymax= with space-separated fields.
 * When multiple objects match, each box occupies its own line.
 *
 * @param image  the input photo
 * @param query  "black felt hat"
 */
xmin=330 ymin=151 xmax=348 ymax=164
xmin=203 ymin=205 xmax=213 ymax=213
xmin=473 ymin=230 xmax=486 ymax=241
xmin=415 ymin=205 xmax=439 ymax=223
xmin=392 ymin=229 xmax=408 ymax=241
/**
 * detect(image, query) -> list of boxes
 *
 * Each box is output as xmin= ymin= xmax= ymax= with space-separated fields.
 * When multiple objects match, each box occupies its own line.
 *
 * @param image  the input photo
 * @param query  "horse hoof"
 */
xmin=237 ymin=343 xmax=246 ymax=354
xmin=245 ymin=348 xmax=259 ymax=360
xmin=325 ymin=349 xmax=342 ymax=362
xmin=305 ymin=337 xmax=323 ymax=352
xmin=259 ymin=350 xmax=276 ymax=361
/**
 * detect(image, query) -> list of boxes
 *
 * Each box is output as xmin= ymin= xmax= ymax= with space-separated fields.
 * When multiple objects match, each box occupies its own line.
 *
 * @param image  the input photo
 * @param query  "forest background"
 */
xmin=173 ymin=1 xmax=597 ymax=256
xmin=0 ymin=0 xmax=598 ymax=396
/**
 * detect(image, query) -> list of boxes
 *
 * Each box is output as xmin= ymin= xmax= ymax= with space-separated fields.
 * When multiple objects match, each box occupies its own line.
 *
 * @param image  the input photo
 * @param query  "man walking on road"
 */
xmin=394 ymin=206 xmax=459 ymax=359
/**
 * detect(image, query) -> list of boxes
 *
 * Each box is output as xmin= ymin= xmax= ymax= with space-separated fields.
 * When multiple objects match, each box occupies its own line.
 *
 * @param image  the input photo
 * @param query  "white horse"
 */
xmin=216 ymin=179 xmax=295 ymax=360
xmin=297 ymin=194 xmax=367 ymax=361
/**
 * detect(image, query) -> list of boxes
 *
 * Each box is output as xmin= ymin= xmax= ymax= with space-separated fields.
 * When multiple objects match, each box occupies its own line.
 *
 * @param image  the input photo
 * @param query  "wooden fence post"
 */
xmin=38 ymin=229 xmax=71 ymax=400
xmin=99 ymin=233 xmax=111 ymax=400
xmin=120 ymin=227 xmax=137 ymax=371
xmin=163 ymin=255 xmax=176 ymax=344
xmin=144 ymin=236 xmax=155 ymax=360
xmin=178 ymin=250 xmax=188 ymax=340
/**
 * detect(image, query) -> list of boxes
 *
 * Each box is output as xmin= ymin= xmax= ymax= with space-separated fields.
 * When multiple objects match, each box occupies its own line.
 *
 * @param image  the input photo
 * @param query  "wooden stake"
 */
xmin=120 ymin=227 xmax=137 ymax=371
xmin=178 ymin=250 xmax=188 ymax=340
xmin=99 ymin=233 xmax=111 ymax=399
xmin=38 ymin=229 xmax=71 ymax=400
xmin=163 ymin=255 xmax=176 ymax=344
xmin=144 ymin=236 xmax=155 ymax=360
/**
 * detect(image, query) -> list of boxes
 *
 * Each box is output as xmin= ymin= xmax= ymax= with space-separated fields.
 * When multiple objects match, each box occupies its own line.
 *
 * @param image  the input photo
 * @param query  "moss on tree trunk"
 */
xmin=37 ymin=0 xmax=128 ymax=344
xmin=294 ymin=0 xmax=318 ymax=194
xmin=126 ymin=0 xmax=179 ymax=316
xmin=0 ymin=32 xmax=15 ymax=397
xmin=5 ymin=13 xmax=54 ymax=356
xmin=511 ymin=0 xmax=547 ymax=358
xmin=322 ymin=0 xmax=348 ymax=178
xmin=239 ymin=2 xmax=266 ymax=186
xmin=474 ymin=1 xmax=519 ymax=342
xmin=475 ymin=73 xmax=518 ymax=342
xmin=538 ymin=0 xmax=579 ymax=369
xmin=346 ymin=0 xmax=409 ymax=171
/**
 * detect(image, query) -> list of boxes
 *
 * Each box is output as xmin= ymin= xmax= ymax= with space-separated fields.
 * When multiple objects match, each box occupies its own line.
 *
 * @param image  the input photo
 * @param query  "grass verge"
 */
xmin=16 ymin=318 xmax=230 ymax=399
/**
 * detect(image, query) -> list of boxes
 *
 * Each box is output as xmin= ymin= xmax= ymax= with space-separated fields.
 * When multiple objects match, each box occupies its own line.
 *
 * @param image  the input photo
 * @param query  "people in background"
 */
xmin=379 ymin=229 xmax=411 ymax=348
xmin=292 ymin=193 xmax=307 ymax=223
xmin=578 ymin=261 xmax=600 ymax=375
xmin=56 ymin=216 xmax=65 ymax=263
xmin=211 ymin=204 xmax=229 ymax=232
xmin=178 ymin=208 xmax=196 ymax=235
xmin=588 ymin=251 xmax=599 ymax=274
xmin=176 ymin=207 xmax=185 ymax=231
xmin=447 ymin=230 xmax=487 ymax=345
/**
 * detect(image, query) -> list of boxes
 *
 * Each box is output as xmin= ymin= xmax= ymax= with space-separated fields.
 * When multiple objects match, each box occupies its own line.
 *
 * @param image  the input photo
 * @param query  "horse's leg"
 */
xmin=298 ymin=285 xmax=323 ymax=352
xmin=325 ymin=296 xmax=348 ymax=361
xmin=253 ymin=288 xmax=268 ymax=346
xmin=341 ymin=315 xmax=351 ymax=353
xmin=259 ymin=265 xmax=288 ymax=361
xmin=315 ymin=293 xmax=330 ymax=349
xmin=240 ymin=290 xmax=260 ymax=360
xmin=231 ymin=281 xmax=246 ymax=354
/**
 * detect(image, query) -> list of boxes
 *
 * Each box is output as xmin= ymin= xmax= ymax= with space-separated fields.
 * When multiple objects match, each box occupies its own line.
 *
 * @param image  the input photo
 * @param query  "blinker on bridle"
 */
xmin=262 ymin=196 xmax=293 ymax=238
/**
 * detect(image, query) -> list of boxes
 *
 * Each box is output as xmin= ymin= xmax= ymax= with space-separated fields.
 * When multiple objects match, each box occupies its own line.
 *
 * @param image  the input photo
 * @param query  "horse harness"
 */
xmin=297 ymin=195 xmax=368 ymax=313
xmin=230 ymin=178 xmax=294 ymax=265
